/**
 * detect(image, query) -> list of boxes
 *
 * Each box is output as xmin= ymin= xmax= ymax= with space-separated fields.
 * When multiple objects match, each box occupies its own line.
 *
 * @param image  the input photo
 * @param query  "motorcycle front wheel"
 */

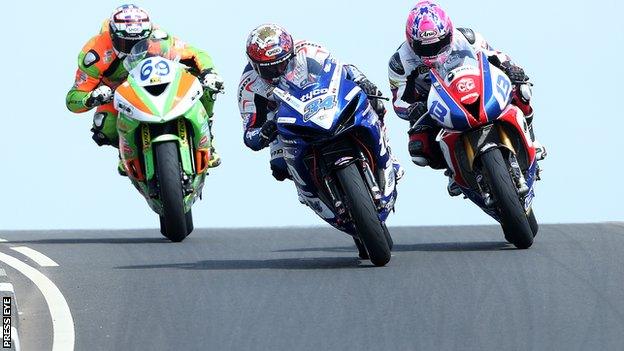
xmin=336 ymin=163 xmax=391 ymax=266
xmin=155 ymin=141 xmax=188 ymax=242
xmin=481 ymin=148 xmax=533 ymax=249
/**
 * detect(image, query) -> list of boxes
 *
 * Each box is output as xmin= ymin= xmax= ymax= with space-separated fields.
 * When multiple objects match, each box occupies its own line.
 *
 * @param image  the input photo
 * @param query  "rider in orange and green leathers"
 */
xmin=66 ymin=4 xmax=223 ymax=169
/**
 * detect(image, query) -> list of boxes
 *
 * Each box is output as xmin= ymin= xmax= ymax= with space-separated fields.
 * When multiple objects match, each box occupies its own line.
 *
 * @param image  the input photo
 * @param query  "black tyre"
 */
xmin=336 ymin=163 xmax=391 ymax=266
xmin=155 ymin=142 xmax=187 ymax=242
xmin=185 ymin=209 xmax=194 ymax=236
xmin=481 ymin=149 xmax=533 ymax=249
xmin=382 ymin=223 xmax=393 ymax=251
xmin=353 ymin=237 xmax=369 ymax=260
xmin=527 ymin=208 xmax=538 ymax=237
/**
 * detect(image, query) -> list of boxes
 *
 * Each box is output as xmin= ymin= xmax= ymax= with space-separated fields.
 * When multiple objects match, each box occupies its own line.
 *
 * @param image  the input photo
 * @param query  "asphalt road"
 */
xmin=1 ymin=223 xmax=623 ymax=351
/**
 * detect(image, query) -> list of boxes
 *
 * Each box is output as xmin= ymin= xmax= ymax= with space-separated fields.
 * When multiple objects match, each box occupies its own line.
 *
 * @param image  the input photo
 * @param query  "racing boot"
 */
xmin=378 ymin=116 xmax=405 ymax=183
xmin=514 ymin=85 xmax=547 ymax=161
xmin=207 ymin=116 xmax=221 ymax=168
xmin=527 ymin=113 xmax=547 ymax=161
xmin=523 ymin=111 xmax=546 ymax=161
xmin=117 ymin=155 xmax=127 ymax=177
xmin=387 ymin=144 xmax=404 ymax=182
xmin=393 ymin=160 xmax=405 ymax=182
xmin=534 ymin=141 xmax=547 ymax=161
xmin=208 ymin=146 xmax=221 ymax=168
xmin=199 ymin=91 xmax=221 ymax=169
xmin=445 ymin=169 xmax=462 ymax=197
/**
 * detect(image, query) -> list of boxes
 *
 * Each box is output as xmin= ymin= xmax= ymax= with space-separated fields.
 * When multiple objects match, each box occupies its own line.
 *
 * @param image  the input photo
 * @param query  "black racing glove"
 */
xmin=407 ymin=101 xmax=428 ymax=122
xmin=357 ymin=78 xmax=380 ymax=96
xmin=259 ymin=120 xmax=278 ymax=147
xmin=500 ymin=62 xmax=528 ymax=84
xmin=357 ymin=79 xmax=386 ymax=117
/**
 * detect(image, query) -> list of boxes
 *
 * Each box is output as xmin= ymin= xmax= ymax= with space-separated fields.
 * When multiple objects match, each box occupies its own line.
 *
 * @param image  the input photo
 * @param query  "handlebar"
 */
xmin=367 ymin=94 xmax=390 ymax=101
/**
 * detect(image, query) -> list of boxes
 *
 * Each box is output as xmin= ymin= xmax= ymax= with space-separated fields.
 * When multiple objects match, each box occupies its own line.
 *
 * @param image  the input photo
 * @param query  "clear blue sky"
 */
xmin=0 ymin=0 xmax=621 ymax=230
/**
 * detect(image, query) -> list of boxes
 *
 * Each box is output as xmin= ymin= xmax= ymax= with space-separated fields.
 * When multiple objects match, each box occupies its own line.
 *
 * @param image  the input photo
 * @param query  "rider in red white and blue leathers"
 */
xmin=389 ymin=1 xmax=545 ymax=195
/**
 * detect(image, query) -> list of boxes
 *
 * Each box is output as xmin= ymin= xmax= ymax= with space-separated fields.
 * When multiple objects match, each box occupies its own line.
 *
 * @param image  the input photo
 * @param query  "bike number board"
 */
xmin=303 ymin=95 xmax=337 ymax=121
xmin=137 ymin=58 xmax=176 ymax=86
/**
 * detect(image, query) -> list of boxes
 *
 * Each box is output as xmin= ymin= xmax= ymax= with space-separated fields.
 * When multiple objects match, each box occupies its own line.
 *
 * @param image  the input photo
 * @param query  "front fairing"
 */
xmin=114 ymin=56 xmax=211 ymax=216
xmin=428 ymin=51 xmax=513 ymax=132
xmin=274 ymin=59 xmax=383 ymax=175
xmin=274 ymin=60 xmax=395 ymax=227
xmin=437 ymin=105 xmax=538 ymax=221
xmin=114 ymin=56 xmax=204 ymax=123
xmin=275 ymin=59 xmax=379 ymax=141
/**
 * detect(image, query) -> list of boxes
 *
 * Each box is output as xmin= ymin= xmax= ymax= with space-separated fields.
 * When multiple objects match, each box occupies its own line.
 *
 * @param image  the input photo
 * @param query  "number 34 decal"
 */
xmin=304 ymin=95 xmax=336 ymax=121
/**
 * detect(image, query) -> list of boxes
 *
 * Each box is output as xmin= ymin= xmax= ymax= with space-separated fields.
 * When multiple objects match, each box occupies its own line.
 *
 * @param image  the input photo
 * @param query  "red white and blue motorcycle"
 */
xmin=419 ymin=48 xmax=541 ymax=248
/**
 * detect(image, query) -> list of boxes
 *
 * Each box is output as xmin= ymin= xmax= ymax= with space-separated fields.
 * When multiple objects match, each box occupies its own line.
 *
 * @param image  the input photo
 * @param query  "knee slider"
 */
xmin=270 ymin=163 xmax=290 ymax=182
xmin=408 ymin=127 xmax=445 ymax=169
xmin=408 ymin=130 xmax=429 ymax=157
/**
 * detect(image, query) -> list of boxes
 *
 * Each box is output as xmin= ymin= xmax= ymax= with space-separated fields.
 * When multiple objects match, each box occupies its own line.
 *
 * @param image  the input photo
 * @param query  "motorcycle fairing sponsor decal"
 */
xmin=120 ymin=57 xmax=203 ymax=121
xmin=480 ymin=53 xmax=512 ymax=122
xmin=428 ymin=71 xmax=471 ymax=130
xmin=273 ymin=61 xmax=343 ymax=130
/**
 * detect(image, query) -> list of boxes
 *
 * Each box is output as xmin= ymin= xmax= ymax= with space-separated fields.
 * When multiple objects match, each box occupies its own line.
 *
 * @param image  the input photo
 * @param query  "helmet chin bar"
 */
xmin=111 ymin=46 xmax=126 ymax=59
xmin=252 ymin=54 xmax=293 ymax=81
xmin=111 ymin=34 xmax=148 ymax=56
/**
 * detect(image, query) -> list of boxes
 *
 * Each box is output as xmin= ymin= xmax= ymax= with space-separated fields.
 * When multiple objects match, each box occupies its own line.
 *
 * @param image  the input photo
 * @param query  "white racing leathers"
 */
xmin=388 ymin=27 xmax=518 ymax=121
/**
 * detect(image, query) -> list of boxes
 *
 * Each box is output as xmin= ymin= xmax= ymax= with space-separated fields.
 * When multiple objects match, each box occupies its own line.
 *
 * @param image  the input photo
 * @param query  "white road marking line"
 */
xmin=0 ymin=283 xmax=14 ymax=293
xmin=11 ymin=326 xmax=21 ymax=351
xmin=0 ymin=252 xmax=74 ymax=351
xmin=0 ymin=239 xmax=7 ymax=243
xmin=10 ymin=247 xmax=59 ymax=267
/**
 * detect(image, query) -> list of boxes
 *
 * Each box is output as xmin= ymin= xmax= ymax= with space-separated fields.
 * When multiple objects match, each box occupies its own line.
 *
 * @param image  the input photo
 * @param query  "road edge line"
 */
xmin=10 ymin=247 xmax=59 ymax=267
xmin=0 ymin=252 xmax=74 ymax=351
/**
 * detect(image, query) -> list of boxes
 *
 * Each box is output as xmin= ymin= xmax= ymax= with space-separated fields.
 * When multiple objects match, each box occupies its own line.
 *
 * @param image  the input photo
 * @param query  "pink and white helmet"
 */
xmin=405 ymin=1 xmax=454 ymax=67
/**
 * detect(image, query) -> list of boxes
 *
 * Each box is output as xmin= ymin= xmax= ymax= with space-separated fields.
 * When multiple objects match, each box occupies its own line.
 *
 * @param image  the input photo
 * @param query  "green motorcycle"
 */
xmin=113 ymin=39 xmax=212 ymax=242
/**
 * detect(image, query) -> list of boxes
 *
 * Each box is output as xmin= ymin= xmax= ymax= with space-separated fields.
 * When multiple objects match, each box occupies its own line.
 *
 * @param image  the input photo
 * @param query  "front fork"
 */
xmin=466 ymin=125 xmax=530 ymax=208
xmin=143 ymin=119 xmax=195 ymax=199
xmin=324 ymin=152 xmax=384 ymax=220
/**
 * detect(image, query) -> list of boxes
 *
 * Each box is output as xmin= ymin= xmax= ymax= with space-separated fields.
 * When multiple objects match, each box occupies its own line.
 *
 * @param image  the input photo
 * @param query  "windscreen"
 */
xmin=435 ymin=46 xmax=479 ymax=85
xmin=282 ymin=56 xmax=327 ymax=90
xmin=123 ymin=38 xmax=181 ymax=72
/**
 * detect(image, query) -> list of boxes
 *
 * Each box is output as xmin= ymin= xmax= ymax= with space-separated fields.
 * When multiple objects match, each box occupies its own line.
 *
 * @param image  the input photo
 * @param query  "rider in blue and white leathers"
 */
xmin=239 ymin=24 xmax=402 ymax=183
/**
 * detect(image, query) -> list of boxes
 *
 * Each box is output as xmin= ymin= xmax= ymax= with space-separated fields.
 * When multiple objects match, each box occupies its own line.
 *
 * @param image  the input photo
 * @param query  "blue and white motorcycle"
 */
xmin=272 ymin=58 xmax=398 ymax=266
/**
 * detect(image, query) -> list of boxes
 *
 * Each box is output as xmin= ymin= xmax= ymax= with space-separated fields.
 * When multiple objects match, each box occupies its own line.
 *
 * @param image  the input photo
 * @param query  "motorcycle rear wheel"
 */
xmin=481 ymin=149 xmax=533 ymax=249
xmin=155 ymin=141 xmax=188 ymax=242
xmin=336 ymin=163 xmax=391 ymax=266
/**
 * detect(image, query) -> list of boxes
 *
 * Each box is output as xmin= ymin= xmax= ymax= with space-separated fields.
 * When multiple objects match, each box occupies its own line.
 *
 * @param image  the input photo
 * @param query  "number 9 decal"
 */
xmin=139 ymin=59 xmax=171 ymax=81
xmin=155 ymin=60 xmax=170 ymax=76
